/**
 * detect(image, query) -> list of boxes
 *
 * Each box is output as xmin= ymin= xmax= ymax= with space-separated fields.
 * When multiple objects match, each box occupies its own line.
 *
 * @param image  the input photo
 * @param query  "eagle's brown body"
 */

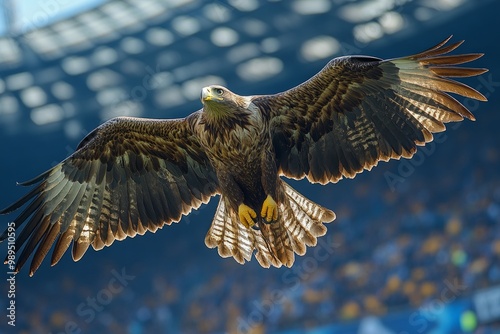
xmin=196 ymin=103 xmax=275 ymax=215
xmin=0 ymin=36 xmax=488 ymax=275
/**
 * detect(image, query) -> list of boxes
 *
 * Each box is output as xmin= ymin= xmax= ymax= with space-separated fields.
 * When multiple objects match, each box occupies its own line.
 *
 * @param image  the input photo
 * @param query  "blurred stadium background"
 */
xmin=0 ymin=0 xmax=499 ymax=333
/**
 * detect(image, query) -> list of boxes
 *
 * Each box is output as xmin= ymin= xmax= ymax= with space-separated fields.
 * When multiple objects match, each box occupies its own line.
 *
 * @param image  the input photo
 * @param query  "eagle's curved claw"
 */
xmin=261 ymin=195 xmax=278 ymax=223
xmin=238 ymin=203 xmax=257 ymax=228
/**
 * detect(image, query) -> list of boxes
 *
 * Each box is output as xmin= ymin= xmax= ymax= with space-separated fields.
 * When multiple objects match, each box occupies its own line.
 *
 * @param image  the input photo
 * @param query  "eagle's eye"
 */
xmin=215 ymin=88 xmax=224 ymax=96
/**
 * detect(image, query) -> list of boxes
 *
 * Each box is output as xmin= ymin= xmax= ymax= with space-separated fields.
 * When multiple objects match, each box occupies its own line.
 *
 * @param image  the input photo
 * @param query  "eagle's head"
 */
xmin=201 ymin=85 xmax=255 ymax=118
xmin=201 ymin=85 xmax=227 ymax=104
xmin=199 ymin=85 xmax=257 ymax=135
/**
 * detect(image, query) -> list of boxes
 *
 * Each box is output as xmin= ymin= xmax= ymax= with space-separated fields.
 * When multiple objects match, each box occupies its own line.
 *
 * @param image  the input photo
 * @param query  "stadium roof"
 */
xmin=0 ymin=0 xmax=488 ymax=138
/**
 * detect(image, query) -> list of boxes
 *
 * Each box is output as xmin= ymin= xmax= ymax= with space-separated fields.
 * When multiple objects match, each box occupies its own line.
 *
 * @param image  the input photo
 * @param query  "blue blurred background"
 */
xmin=0 ymin=0 xmax=499 ymax=333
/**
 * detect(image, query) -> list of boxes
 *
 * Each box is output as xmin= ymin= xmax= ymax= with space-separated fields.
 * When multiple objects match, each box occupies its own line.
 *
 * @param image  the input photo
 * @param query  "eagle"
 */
xmin=0 ymin=36 xmax=487 ymax=276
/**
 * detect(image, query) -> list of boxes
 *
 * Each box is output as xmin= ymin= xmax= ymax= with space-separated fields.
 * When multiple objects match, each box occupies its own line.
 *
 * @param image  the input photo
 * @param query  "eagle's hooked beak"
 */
xmin=201 ymin=86 xmax=223 ymax=102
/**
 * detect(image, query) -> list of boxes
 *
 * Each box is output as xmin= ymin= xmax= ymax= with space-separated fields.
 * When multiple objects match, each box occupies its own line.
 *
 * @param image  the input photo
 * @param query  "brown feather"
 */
xmin=409 ymin=37 xmax=462 ymax=58
xmin=72 ymin=239 xmax=90 ymax=262
xmin=430 ymin=67 xmax=488 ymax=77
xmin=51 ymin=227 xmax=75 ymax=266
xmin=29 ymin=221 xmax=60 ymax=274
xmin=419 ymin=53 xmax=484 ymax=65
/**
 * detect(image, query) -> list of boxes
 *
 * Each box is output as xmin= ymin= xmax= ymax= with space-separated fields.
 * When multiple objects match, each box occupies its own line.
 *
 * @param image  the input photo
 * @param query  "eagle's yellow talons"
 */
xmin=238 ymin=203 xmax=257 ymax=228
xmin=261 ymin=195 xmax=278 ymax=223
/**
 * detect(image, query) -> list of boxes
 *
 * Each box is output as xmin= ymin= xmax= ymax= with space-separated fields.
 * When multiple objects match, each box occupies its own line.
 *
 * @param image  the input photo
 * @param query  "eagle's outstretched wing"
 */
xmin=0 ymin=114 xmax=218 ymax=276
xmin=254 ymin=36 xmax=487 ymax=184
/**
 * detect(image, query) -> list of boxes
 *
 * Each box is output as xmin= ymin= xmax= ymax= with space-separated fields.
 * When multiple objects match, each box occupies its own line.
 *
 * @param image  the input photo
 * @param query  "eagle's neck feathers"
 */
xmin=200 ymin=103 xmax=253 ymax=136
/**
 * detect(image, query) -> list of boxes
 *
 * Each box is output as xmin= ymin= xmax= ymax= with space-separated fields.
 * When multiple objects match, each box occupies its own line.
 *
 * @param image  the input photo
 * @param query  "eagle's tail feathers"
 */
xmin=204 ymin=183 xmax=335 ymax=268
xmin=205 ymin=198 xmax=277 ymax=267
